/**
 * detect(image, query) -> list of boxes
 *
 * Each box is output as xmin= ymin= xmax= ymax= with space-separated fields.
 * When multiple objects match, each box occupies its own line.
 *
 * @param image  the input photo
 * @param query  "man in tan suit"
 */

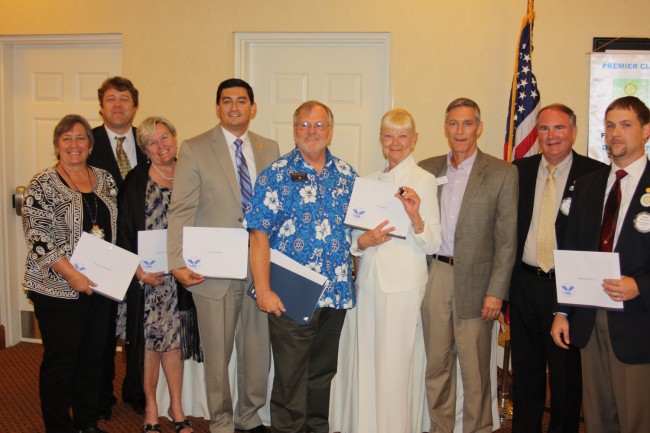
xmin=168 ymin=78 xmax=279 ymax=433
xmin=419 ymin=98 xmax=518 ymax=433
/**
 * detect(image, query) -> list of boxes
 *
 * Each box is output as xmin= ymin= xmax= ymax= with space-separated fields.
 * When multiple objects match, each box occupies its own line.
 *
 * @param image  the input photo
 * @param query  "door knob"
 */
xmin=13 ymin=186 xmax=26 ymax=216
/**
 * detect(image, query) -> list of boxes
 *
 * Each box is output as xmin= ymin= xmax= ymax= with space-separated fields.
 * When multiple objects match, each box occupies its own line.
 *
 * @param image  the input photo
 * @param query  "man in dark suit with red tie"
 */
xmin=87 ymin=76 xmax=147 ymax=419
xmin=511 ymin=104 xmax=605 ymax=433
xmin=551 ymin=96 xmax=650 ymax=433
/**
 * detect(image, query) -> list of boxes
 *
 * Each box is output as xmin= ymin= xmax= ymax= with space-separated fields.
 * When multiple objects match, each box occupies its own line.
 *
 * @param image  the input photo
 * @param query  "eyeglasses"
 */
xmin=295 ymin=121 xmax=330 ymax=131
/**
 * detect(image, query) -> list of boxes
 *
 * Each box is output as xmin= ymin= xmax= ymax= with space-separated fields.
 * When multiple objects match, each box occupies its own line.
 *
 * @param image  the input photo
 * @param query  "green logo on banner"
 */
xmin=613 ymin=78 xmax=649 ymax=100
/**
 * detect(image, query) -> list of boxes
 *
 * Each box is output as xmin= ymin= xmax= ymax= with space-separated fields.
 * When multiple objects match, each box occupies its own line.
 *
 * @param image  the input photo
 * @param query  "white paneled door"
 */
xmin=235 ymin=33 xmax=391 ymax=176
xmin=1 ymin=36 xmax=121 ymax=344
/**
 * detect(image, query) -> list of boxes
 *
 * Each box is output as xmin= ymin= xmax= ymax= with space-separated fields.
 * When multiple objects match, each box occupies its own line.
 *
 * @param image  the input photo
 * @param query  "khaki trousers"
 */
xmin=421 ymin=260 xmax=493 ymax=433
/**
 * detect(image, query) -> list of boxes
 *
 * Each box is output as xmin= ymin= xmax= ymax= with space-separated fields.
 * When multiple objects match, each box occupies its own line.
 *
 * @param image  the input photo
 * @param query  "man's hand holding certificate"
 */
xmin=344 ymin=177 xmax=410 ymax=239
xmin=554 ymin=250 xmax=623 ymax=310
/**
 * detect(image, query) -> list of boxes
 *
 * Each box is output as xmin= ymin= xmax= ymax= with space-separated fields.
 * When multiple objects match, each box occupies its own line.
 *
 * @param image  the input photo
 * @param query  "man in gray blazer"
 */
xmin=419 ymin=98 xmax=518 ymax=433
xmin=168 ymin=78 xmax=279 ymax=433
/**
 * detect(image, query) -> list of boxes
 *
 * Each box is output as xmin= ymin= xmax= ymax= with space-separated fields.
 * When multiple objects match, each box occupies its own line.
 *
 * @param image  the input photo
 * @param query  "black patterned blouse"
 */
xmin=21 ymin=166 xmax=118 ymax=299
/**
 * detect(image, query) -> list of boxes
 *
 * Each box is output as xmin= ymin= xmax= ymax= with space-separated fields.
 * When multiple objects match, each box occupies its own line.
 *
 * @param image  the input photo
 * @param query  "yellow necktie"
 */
xmin=115 ymin=136 xmax=131 ymax=180
xmin=536 ymin=164 xmax=557 ymax=272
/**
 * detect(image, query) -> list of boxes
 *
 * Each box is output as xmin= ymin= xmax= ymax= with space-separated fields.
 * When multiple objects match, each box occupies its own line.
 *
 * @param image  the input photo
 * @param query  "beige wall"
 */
xmin=1 ymin=0 xmax=648 ymax=160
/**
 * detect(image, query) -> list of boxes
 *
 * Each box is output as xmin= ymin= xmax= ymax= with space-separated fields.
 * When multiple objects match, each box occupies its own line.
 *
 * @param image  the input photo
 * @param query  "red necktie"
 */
xmin=599 ymin=169 xmax=628 ymax=252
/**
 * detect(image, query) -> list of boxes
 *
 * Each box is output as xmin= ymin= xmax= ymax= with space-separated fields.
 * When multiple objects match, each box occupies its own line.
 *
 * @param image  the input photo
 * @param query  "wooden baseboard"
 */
xmin=0 ymin=324 xmax=6 ymax=349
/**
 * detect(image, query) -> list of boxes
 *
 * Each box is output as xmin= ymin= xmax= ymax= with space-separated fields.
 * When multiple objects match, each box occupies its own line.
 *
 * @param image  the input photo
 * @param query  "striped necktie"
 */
xmin=234 ymin=138 xmax=253 ymax=213
xmin=115 ymin=136 xmax=131 ymax=180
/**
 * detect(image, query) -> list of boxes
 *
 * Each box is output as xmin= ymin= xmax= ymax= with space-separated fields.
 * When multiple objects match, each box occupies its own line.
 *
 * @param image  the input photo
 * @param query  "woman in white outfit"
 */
xmin=350 ymin=109 xmax=442 ymax=433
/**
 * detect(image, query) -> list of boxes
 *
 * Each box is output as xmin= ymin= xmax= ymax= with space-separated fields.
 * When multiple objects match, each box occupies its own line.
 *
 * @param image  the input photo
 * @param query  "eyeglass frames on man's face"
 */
xmin=294 ymin=121 xmax=330 ymax=131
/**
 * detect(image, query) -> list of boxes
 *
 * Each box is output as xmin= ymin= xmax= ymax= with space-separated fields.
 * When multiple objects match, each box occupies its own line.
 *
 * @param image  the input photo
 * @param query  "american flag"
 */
xmin=500 ymin=3 xmax=540 ymax=344
xmin=503 ymin=7 xmax=540 ymax=162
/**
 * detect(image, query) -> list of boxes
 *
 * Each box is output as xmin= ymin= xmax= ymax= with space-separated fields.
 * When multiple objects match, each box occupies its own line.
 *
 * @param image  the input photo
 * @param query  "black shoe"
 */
xmin=236 ymin=425 xmax=272 ymax=433
xmin=96 ymin=405 xmax=112 ymax=421
xmin=78 ymin=426 xmax=108 ymax=433
xmin=173 ymin=418 xmax=193 ymax=433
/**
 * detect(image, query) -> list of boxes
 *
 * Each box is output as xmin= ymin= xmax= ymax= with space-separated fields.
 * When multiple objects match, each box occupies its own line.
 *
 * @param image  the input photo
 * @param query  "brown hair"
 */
xmin=98 ymin=76 xmax=139 ymax=107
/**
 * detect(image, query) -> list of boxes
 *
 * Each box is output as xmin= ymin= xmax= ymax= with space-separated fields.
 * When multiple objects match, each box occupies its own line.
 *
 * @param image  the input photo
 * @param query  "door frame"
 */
xmin=235 ymin=32 xmax=391 ymax=86
xmin=0 ymin=34 xmax=121 ymax=347
xmin=234 ymin=33 xmax=392 ymax=173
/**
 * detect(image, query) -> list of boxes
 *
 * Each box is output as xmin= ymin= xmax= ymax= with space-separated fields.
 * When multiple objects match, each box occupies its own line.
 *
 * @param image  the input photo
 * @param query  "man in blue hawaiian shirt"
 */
xmin=247 ymin=100 xmax=357 ymax=433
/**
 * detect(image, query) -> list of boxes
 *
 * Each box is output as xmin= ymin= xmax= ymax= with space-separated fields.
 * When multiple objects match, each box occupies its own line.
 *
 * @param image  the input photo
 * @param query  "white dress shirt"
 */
xmin=522 ymin=152 xmax=573 ymax=267
xmin=607 ymin=156 xmax=648 ymax=247
xmin=104 ymin=125 xmax=138 ymax=167
xmin=222 ymin=127 xmax=258 ymax=185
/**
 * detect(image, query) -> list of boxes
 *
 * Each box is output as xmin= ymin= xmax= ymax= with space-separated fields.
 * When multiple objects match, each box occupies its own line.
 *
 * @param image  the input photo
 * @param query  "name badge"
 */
xmin=633 ymin=212 xmax=650 ymax=233
xmin=640 ymin=192 xmax=650 ymax=208
xmin=560 ymin=197 xmax=572 ymax=216
xmin=291 ymin=172 xmax=308 ymax=182
xmin=436 ymin=176 xmax=448 ymax=186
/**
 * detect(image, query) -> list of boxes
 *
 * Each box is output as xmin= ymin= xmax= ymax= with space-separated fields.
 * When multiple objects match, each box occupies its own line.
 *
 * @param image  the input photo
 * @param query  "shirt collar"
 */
xmin=541 ymin=151 xmax=573 ymax=175
xmin=611 ymin=155 xmax=648 ymax=181
xmin=447 ymin=149 xmax=478 ymax=173
xmin=291 ymin=146 xmax=334 ymax=172
xmin=104 ymin=125 xmax=134 ymax=143
xmin=379 ymin=154 xmax=415 ymax=181
xmin=221 ymin=126 xmax=249 ymax=147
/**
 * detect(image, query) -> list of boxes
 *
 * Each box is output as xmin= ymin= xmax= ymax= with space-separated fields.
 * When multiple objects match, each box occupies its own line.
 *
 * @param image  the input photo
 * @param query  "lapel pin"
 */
xmin=641 ymin=191 xmax=650 ymax=207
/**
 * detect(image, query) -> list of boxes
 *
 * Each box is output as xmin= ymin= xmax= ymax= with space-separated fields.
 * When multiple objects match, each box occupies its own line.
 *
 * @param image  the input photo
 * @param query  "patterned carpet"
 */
xmin=0 ymin=342 xmax=212 ymax=433
xmin=0 ymin=342 xmax=583 ymax=433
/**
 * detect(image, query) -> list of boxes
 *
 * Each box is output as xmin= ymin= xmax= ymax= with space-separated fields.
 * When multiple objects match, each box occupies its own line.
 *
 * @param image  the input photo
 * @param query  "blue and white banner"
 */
xmin=589 ymin=52 xmax=650 ymax=163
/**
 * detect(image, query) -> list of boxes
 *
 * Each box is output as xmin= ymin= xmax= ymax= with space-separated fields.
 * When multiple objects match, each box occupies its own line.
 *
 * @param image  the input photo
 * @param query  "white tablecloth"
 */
xmin=155 ymin=311 xmax=500 ymax=433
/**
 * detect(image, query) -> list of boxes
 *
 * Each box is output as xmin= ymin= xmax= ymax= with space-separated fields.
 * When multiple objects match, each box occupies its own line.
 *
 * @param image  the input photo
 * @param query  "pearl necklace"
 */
xmin=151 ymin=162 xmax=174 ymax=181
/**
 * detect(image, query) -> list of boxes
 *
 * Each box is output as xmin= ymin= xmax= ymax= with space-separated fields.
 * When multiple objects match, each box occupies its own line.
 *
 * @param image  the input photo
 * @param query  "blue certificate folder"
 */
xmin=247 ymin=250 xmax=329 ymax=324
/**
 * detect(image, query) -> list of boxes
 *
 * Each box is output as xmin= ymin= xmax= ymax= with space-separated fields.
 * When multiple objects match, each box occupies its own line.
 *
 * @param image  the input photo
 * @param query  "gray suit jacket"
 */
xmin=419 ymin=149 xmax=518 ymax=318
xmin=167 ymin=125 xmax=280 ymax=300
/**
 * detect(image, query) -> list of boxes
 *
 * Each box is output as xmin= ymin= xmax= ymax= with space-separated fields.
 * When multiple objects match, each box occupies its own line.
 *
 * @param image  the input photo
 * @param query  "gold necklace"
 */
xmin=59 ymin=165 xmax=105 ymax=239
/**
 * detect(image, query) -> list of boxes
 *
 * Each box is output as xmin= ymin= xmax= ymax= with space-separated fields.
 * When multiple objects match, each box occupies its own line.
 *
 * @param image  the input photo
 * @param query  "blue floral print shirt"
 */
xmin=245 ymin=147 xmax=358 ymax=309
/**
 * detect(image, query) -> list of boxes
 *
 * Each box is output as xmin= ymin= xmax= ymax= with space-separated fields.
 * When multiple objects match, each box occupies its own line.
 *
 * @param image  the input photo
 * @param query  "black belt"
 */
xmin=521 ymin=262 xmax=555 ymax=279
xmin=434 ymin=254 xmax=454 ymax=266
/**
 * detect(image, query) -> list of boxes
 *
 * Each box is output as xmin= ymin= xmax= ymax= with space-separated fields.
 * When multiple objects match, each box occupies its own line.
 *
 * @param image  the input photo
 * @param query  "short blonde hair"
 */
xmin=136 ymin=117 xmax=177 ymax=151
xmin=380 ymin=108 xmax=416 ymax=132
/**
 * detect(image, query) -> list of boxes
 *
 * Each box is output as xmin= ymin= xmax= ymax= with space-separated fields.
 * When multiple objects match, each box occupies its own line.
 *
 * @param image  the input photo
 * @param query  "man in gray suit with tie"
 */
xmin=168 ymin=78 xmax=279 ymax=433
xmin=419 ymin=98 xmax=518 ymax=433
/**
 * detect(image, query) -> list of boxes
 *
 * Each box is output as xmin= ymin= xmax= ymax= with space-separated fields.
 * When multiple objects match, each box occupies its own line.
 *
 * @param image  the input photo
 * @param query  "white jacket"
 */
xmin=352 ymin=155 xmax=441 ymax=293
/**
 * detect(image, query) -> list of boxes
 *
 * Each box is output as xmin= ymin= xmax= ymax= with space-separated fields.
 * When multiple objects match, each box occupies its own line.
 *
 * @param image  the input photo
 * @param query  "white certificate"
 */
xmin=70 ymin=232 xmax=140 ymax=302
xmin=183 ymin=227 xmax=249 ymax=279
xmin=554 ymin=250 xmax=623 ymax=310
xmin=138 ymin=229 xmax=168 ymax=273
xmin=344 ymin=177 xmax=410 ymax=239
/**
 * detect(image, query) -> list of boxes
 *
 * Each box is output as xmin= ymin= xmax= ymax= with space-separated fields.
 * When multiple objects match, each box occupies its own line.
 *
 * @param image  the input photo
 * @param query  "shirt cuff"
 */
xmin=350 ymin=238 xmax=366 ymax=257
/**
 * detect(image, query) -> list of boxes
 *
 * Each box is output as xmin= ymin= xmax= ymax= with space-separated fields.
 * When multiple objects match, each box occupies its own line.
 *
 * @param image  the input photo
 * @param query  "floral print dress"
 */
xmin=142 ymin=180 xmax=181 ymax=352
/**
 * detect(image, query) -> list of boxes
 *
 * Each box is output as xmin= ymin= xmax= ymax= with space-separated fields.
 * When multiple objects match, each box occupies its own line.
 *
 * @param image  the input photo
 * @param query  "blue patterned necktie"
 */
xmin=234 ymin=138 xmax=253 ymax=213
